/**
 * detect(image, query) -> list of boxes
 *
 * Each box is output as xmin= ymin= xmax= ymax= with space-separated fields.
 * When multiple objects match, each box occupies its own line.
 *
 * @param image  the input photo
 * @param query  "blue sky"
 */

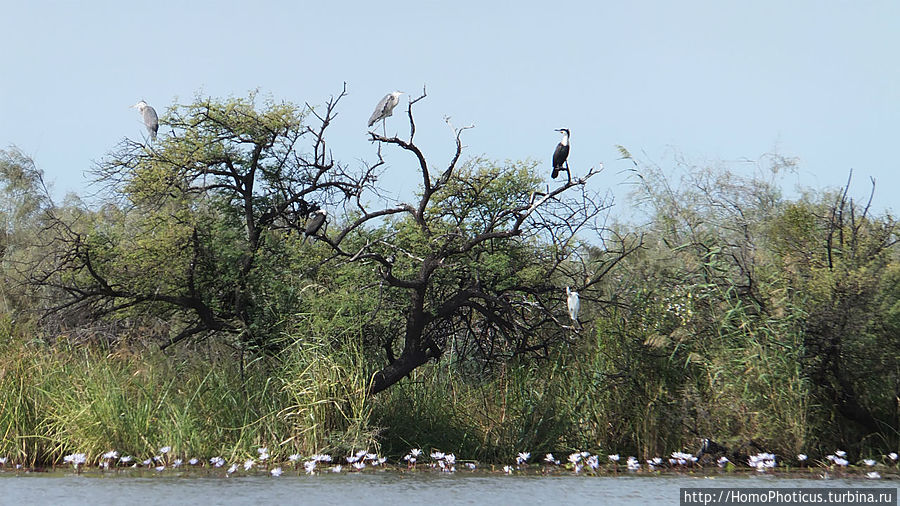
xmin=2 ymin=0 xmax=898 ymax=217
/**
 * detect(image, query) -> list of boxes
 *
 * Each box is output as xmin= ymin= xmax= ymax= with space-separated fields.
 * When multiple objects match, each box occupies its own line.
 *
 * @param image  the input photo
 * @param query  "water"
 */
xmin=0 ymin=470 xmax=892 ymax=505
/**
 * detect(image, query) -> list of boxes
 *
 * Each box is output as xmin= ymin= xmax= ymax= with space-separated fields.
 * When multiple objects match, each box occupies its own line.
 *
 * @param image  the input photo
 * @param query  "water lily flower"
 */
xmin=331 ymin=465 xmax=342 ymax=473
xmin=189 ymin=458 xmax=199 ymax=465
xmin=835 ymin=450 xmax=847 ymax=457
xmin=863 ymin=459 xmax=876 ymax=467
xmin=431 ymin=451 xmax=445 ymax=461
xmin=243 ymin=459 xmax=255 ymax=471
xmin=833 ymin=457 xmax=849 ymax=467
xmin=717 ymin=457 xmax=729 ymax=467
xmin=288 ymin=454 xmax=301 ymax=463
xmin=227 ymin=463 xmax=238 ymax=475
xmin=172 ymin=459 xmax=183 ymax=468
xmin=0 ymin=457 xmax=7 ymax=466
xmin=568 ymin=452 xmax=582 ymax=464
xmin=142 ymin=459 xmax=153 ymax=466
xmin=304 ymin=460 xmax=317 ymax=474
xmin=608 ymin=454 xmax=620 ymax=463
xmin=312 ymin=454 xmax=332 ymax=463
xmin=159 ymin=446 xmax=171 ymax=455
xmin=377 ymin=457 xmax=387 ymax=465
xmin=466 ymin=462 xmax=476 ymax=470
xmin=154 ymin=465 xmax=165 ymax=472
xmin=586 ymin=455 xmax=600 ymax=470
xmin=257 ymin=448 xmax=269 ymax=461
xmin=516 ymin=452 xmax=530 ymax=465
xmin=867 ymin=471 xmax=881 ymax=479
xmin=797 ymin=454 xmax=808 ymax=462
xmin=120 ymin=455 xmax=133 ymax=463
xmin=347 ymin=455 xmax=359 ymax=464
xmin=502 ymin=465 xmax=513 ymax=474
xmin=210 ymin=456 xmax=225 ymax=468
xmin=270 ymin=467 xmax=283 ymax=477
xmin=352 ymin=461 xmax=366 ymax=471
xmin=410 ymin=449 xmax=423 ymax=457
xmin=102 ymin=450 xmax=119 ymax=460
xmin=888 ymin=452 xmax=898 ymax=462
xmin=544 ymin=453 xmax=556 ymax=464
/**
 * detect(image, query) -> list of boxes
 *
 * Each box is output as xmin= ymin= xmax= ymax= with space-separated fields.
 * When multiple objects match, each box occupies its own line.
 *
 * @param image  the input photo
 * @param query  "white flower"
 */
xmin=466 ymin=462 xmax=476 ymax=470
xmin=227 ymin=463 xmax=238 ymax=474
xmin=312 ymin=454 xmax=332 ymax=463
xmin=365 ymin=453 xmax=378 ymax=462
xmin=142 ymin=459 xmax=153 ymax=466
xmin=172 ymin=459 xmax=183 ymax=468
xmin=102 ymin=450 xmax=119 ymax=460
xmin=257 ymin=448 xmax=269 ymax=461
xmin=210 ymin=456 xmax=225 ymax=468
xmin=568 ymin=452 xmax=582 ymax=464
xmin=445 ymin=454 xmax=456 ymax=465
xmin=243 ymin=459 xmax=255 ymax=471
xmin=159 ymin=446 xmax=171 ymax=454
xmin=352 ymin=461 xmax=366 ymax=471
xmin=717 ymin=456 xmax=729 ymax=467
xmin=544 ymin=453 xmax=556 ymax=464
xmin=430 ymin=451 xmax=445 ymax=461
xmin=797 ymin=454 xmax=808 ymax=461
xmin=154 ymin=465 xmax=165 ymax=472
xmin=502 ymin=465 xmax=512 ymax=474
xmin=863 ymin=459 xmax=876 ymax=467
xmin=346 ymin=455 xmax=358 ymax=464
xmin=0 ymin=457 xmax=7 ymax=465
xmin=409 ymin=448 xmax=423 ymax=457
xmin=289 ymin=454 xmax=302 ymax=463
xmin=889 ymin=452 xmax=898 ymax=462
xmin=270 ymin=467 xmax=283 ymax=477
xmin=516 ymin=452 xmax=530 ymax=465
xmin=586 ymin=455 xmax=600 ymax=470
xmin=867 ymin=471 xmax=881 ymax=479
xmin=304 ymin=460 xmax=317 ymax=474
xmin=331 ymin=465 xmax=342 ymax=473
xmin=120 ymin=455 xmax=133 ymax=463
xmin=835 ymin=450 xmax=847 ymax=457
xmin=189 ymin=458 xmax=199 ymax=465
xmin=834 ymin=457 xmax=849 ymax=467
xmin=608 ymin=454 xmax=620 ymax=462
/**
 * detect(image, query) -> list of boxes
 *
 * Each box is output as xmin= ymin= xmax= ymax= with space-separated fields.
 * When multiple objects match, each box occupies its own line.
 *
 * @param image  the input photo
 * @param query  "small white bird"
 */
xmin=368 ymin=91 xmax=404 ymax=129
xmin=303 ymin=209 xmax=327 ymax=244
xmin=566 ymin=286 xmax=580 ymax=328
xmin=131 ymin=100 xmax=159 ymax=140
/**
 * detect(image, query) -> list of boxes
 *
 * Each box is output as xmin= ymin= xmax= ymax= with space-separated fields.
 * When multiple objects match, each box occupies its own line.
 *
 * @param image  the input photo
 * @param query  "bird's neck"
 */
xmin=560 ymin=134 xmax=569 ymax=146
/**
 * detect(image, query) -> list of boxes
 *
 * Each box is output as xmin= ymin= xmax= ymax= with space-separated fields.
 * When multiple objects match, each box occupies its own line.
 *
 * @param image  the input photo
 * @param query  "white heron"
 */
xmin=368 ymin=91 xmax=403 ymax=134
xmin=566 ymin=286 xmax=580 ymax=328
xmin=551 ymin=128 xmax=570 ymax=181
xmin=132 ymin=100 xmax=159 ymax=141
xmin=303 ymin=209 xmax=327 ymax=244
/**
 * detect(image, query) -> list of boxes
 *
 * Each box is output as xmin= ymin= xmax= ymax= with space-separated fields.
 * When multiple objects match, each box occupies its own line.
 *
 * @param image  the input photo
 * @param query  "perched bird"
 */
xmin=368 ymin=91 xmax=404 ymax=131
xmin=566 ymin=286 xmax=580 ymax=327
xmin=303 ymin=209 xmax=327 ymax=244
xmin=132 ymin=100 xmax=159 ymax=141
xmin=551 ymin=128 xmax=570 ymax=180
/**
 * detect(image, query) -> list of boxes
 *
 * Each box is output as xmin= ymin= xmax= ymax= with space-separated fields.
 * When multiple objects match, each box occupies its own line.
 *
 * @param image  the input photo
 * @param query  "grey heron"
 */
xmin=368 ymin=91 xmax=403 ymax=134
xmin=303 ymin=209 xmax=327 ymax=244
xmin=551 ymin=128 xmax=570 ymax=181
xmin=132 ymin=100 xmax=159 ymax=141
xmin=566 ymin=286 xmax=580 ymax=328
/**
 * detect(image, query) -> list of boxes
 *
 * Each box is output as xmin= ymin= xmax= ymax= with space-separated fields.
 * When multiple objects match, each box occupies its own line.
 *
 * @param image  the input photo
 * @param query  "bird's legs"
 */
xmin=564 ymin=162 xmax=571 ymax=183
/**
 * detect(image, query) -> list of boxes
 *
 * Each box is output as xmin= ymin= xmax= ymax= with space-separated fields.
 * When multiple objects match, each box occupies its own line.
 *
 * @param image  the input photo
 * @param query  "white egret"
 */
xmin=566 ymin=286 xmax=580 ymax=327
xmin=131 ymin=100 xmax=159 ymax=141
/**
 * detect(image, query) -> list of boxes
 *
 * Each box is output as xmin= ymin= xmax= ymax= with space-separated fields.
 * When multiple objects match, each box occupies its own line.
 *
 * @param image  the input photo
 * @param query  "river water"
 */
xmin=0 ymin=470 xmax=894 ymax=505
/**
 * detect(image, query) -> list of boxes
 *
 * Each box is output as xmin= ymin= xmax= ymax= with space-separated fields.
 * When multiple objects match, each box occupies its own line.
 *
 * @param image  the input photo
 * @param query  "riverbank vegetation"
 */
xmin=0 ymin=90 xmax=897 ymax=468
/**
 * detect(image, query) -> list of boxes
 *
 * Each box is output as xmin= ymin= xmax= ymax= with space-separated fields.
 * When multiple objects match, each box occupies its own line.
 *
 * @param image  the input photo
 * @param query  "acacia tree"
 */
xmin=34 ymin=88 xmax=375 ymax=348
xmin=316 ymin=90 xmax=637 ymax=394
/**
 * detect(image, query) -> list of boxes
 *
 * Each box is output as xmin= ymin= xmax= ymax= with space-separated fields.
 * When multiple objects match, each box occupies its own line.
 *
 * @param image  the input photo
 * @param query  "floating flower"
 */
xmin=430 ymin=451 xmax=445 ymax=461
xmin=717 ymin=456 xmax=729 ymax=467
xmin=867 ymin=471 xmax=881 ymax=480
xmin=270 ymin=467 xmax=283 ymax=477
xmin=257 ymin=448 xmax=269 ymax=461
xmin=568 ymin=452 xmax=582 ymax=464
xmin=502 ymin=465 xmax=513 ymax=474
xmin=833 ymin=457 xmax=849 ymax=467
xmin=154 ymin=465 xmax=165 ymax=472
xmin=142 ymin=458 xmax=153 ymax=467
xmin=748 ymin=453 xmax=776 ymax=472
xmin=243 ymin=459 xmax=255 ymax=471
xmin=120 ymin=455 xmax=133 ymax=463
xmin=304 ymin=460 xmax=317 ymax=474
xmin=189 ymin=458 xmax=199 ymax=466
xmin=888 ymin=452 xmax=898 ymax=462
xmin=288 ymin=454 xmax=302 ymax=463
xmin=835 ymin=450 xmax=847 ymax=457
xmin=172 ymin=459 xmax=183 ymax=468
xmin=608 ymin=454 xmax=620 ymax=463
xmin=311 ymin=454 xmax=332 ymax=463
xmin=586 ymin=455 xmax=600 ymax=470
xmin=210 ymin=456 xmax=225 ymax=468
xmin=544 ymin=453 xmax=557 ymax=464
xmin=863 ymin=459 xmax=876 ymax=467
xmin=0 ymin=457 xmax=7 ymax=466
xmin=516 ymin=452 xmax=530 ymax=465
xmin=331 ymin=465 xmax=342 ymax=473
xmin=227 ymin=463 xmax=238 ymax=475
xmin=352 ymin=461 xmax=366 ymax=471
xmin=797 ymin=454 xmax=808 ymax=462
xmin=409 ymin=449 xmax=423 ymax=458
xmin=466 ymin=462 xmax=476 ymax=470
xmin=102 ymin=450 xmax=119 ymax=460
xmin=159 ymin=446 xmax=171 ymax=455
